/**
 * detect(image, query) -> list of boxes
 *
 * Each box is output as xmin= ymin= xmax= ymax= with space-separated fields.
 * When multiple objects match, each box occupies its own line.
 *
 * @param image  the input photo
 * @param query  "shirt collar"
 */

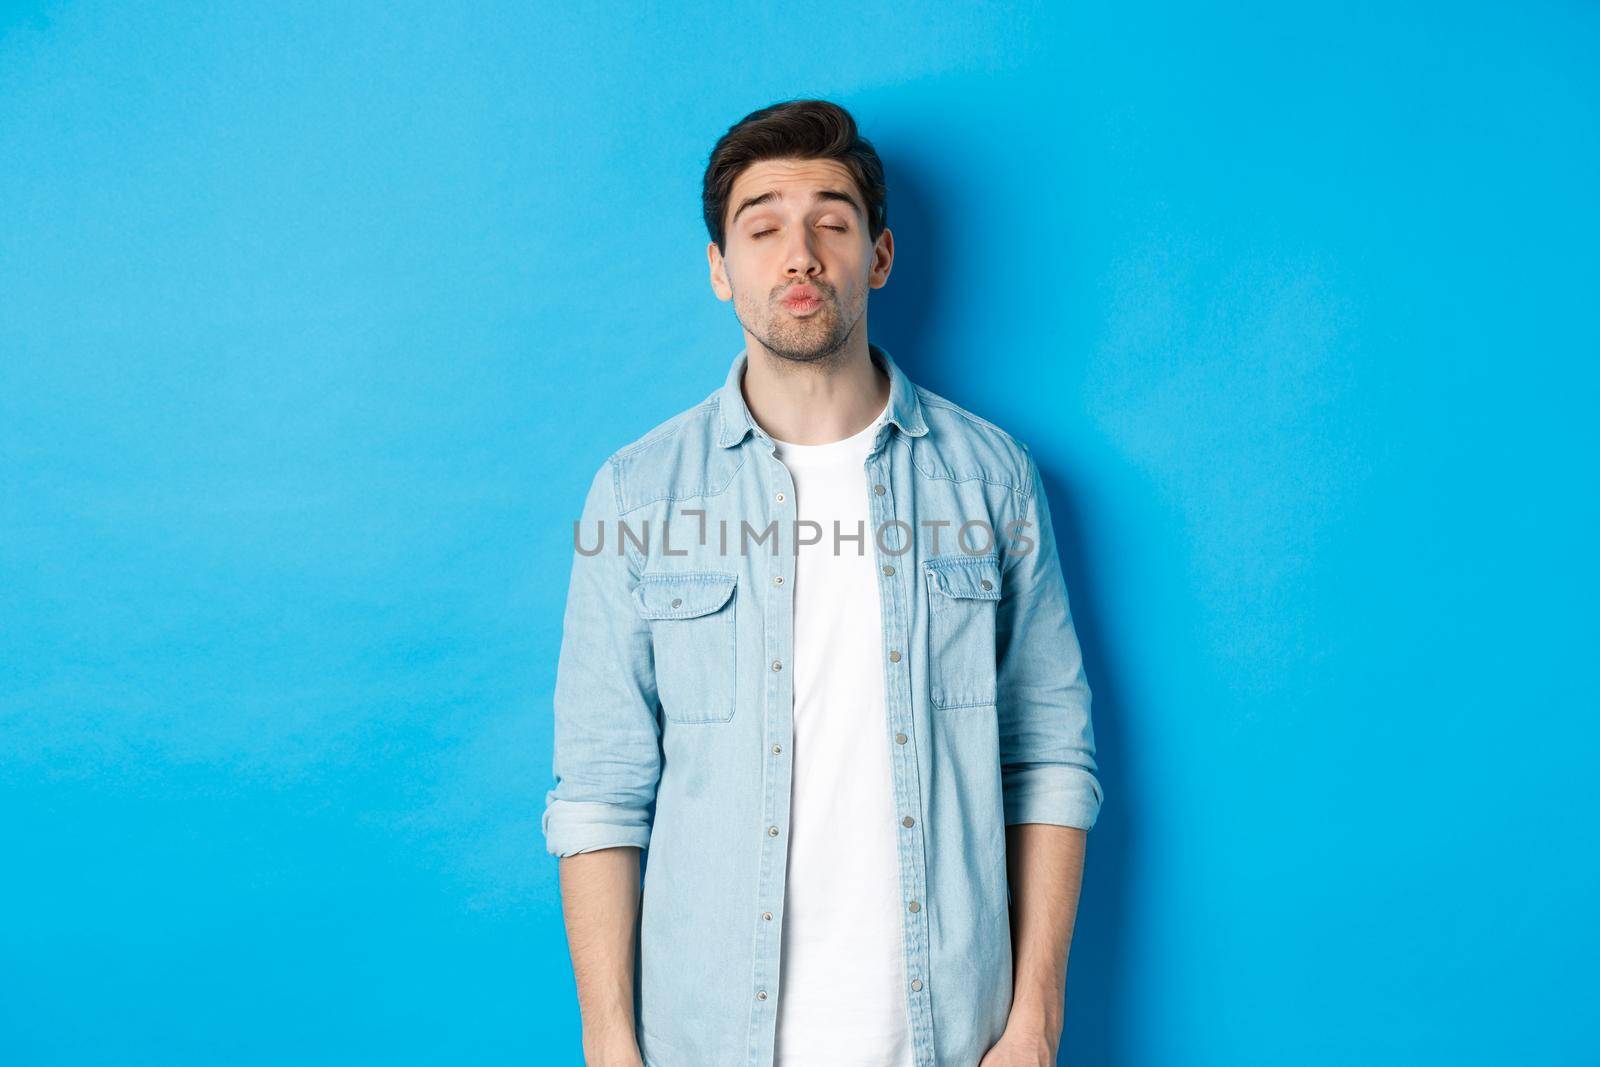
xmin=715 ymin=341 xmax=929 ymax=449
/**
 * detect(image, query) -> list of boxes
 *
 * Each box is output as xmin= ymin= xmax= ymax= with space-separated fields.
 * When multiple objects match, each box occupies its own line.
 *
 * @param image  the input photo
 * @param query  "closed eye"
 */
xmin=751 ymin=226 xmax=846 ymax=239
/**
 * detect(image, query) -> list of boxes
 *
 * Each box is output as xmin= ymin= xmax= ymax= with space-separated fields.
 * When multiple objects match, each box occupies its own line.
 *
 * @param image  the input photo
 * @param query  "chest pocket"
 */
xmin=923 ymin=554 xmax=1001 ymax=710
xmin=633 ymin=571 xmax=738 ymax=724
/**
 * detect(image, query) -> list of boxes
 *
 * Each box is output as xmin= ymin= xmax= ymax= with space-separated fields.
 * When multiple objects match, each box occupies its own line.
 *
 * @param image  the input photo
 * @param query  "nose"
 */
xmin=782 ymin=227 xmax=822 ymax=278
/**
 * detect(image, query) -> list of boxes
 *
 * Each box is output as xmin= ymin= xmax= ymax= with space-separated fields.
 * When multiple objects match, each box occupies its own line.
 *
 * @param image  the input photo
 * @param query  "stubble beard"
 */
xmin=735 ymin=280 xmax=864 ymax=372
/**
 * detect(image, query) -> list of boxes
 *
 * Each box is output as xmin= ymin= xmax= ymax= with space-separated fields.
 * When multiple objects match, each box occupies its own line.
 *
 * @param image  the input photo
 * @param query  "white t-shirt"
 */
xmin=770 ymin=398 xmax=913 ymax=1067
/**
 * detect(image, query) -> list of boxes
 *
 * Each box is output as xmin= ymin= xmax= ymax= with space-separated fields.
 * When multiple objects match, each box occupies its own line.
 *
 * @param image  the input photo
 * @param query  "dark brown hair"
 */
xmin=702 ymin=98 xmax=888 ymax=253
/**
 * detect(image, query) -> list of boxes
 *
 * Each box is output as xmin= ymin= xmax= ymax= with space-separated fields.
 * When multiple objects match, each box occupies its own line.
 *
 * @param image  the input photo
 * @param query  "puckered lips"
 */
xmin=779 ymin=283 xmax=823 ymax=316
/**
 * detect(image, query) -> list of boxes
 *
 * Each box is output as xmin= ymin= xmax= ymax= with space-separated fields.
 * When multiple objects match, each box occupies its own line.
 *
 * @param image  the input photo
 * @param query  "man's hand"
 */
xmin=978 ymin=1023 xmax=1058 ymax=1066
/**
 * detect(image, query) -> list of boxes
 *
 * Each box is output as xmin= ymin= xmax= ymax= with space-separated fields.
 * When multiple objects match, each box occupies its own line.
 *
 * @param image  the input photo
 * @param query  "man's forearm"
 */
xmin=1003 ymin=823 xmax=1087 ymax=1045
xmin=558 ymin=846 xmax=645 ymax=1062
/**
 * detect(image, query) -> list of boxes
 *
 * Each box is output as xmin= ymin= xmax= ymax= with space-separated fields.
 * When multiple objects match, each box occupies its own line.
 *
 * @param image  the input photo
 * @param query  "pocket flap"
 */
xmin=633 ymin=571 xmax=738 ymax=619
xmin=924 ymin=555 xmax=1001 ymax=600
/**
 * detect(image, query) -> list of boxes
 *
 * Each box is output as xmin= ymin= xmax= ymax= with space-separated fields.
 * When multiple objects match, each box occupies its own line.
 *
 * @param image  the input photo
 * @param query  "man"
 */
xmin=541 ymin=99 xmax=1102 ymax=1067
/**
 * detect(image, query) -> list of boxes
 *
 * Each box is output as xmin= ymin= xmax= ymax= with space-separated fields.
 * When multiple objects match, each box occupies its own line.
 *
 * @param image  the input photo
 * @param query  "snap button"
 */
xmin=902 ymin=815 xmax=914 ymax=827
xmin=772 ymin=660 xmax=783 ymax=671
xmin=671 ymin=597 xmax=682 ymax=608
xmin=895 ymin=733 xmax=907 ymax=744
xmin=882 ymin=564 xmax=895 ymax=576
xmin=888 ymin=649 xmax=901 ymax=663
xmin=980 ymin=578 xmax=993 ymax=590
xmin=911 ymin=979 xmax=922 ymax=992
xmin=873 ymin=484 xmax=886 ymax=495
xmin=908 ymin=900 xmax=920 ymax=913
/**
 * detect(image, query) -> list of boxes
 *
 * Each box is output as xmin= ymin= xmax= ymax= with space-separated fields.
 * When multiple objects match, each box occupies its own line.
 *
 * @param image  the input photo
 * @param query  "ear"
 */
xmin=708 ymin=241 xmax=733 ymax=302
xmin=868 ymin=227 xmax=894 ymax=289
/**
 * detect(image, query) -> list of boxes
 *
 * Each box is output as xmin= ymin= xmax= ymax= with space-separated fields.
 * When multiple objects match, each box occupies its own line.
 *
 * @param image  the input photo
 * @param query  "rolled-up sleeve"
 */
xmin=994 ymin=445 xmax=1103 ymax=830
xmin=540 ymin=458 xmax=663 ymax=858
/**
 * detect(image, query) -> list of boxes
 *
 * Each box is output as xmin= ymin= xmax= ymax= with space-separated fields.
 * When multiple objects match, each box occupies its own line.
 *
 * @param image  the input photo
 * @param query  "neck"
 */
xmin=740 ymin=333 xmax=889 ymax=446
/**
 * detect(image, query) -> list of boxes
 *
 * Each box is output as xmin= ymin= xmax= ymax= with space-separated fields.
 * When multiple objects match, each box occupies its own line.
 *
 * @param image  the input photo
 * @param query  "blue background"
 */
xmin=2 ymin=2 xmax=1596 ymax=1064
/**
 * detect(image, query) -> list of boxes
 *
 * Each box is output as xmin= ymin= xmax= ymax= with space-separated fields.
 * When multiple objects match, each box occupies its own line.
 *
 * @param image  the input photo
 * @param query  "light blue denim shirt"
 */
xmin=542 ymin=343 xmax=1102 ymax=1067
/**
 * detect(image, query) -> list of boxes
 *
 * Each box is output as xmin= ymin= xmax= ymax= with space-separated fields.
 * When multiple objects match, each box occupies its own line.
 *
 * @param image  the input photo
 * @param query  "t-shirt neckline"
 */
xmin=769 ymin=398 xmax=889 ymax=466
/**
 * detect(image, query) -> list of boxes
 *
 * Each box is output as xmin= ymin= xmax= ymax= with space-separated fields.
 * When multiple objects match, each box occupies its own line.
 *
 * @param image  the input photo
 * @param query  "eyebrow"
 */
xmin=730 ymin=187 xmax=864 ymax=228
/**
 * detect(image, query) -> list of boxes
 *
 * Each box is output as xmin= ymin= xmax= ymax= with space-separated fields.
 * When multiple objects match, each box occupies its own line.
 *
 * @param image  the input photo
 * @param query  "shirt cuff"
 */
xmin=542 ymin=796 xmax=654 ymax=858
xmin=1002 ymin=765 xmax=1103 ymax=830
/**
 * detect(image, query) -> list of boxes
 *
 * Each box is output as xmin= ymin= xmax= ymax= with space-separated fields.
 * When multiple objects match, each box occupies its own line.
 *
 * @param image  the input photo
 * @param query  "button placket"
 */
xmin=867 ymin=456 xmax=935 ymax=1063
xmin=752 ymin=450 xmax=798 ymax=1037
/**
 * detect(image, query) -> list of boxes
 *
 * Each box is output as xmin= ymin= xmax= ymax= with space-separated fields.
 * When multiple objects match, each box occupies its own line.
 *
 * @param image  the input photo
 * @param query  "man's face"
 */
xmin=708 ymin=157 xmax=893 ymax=365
